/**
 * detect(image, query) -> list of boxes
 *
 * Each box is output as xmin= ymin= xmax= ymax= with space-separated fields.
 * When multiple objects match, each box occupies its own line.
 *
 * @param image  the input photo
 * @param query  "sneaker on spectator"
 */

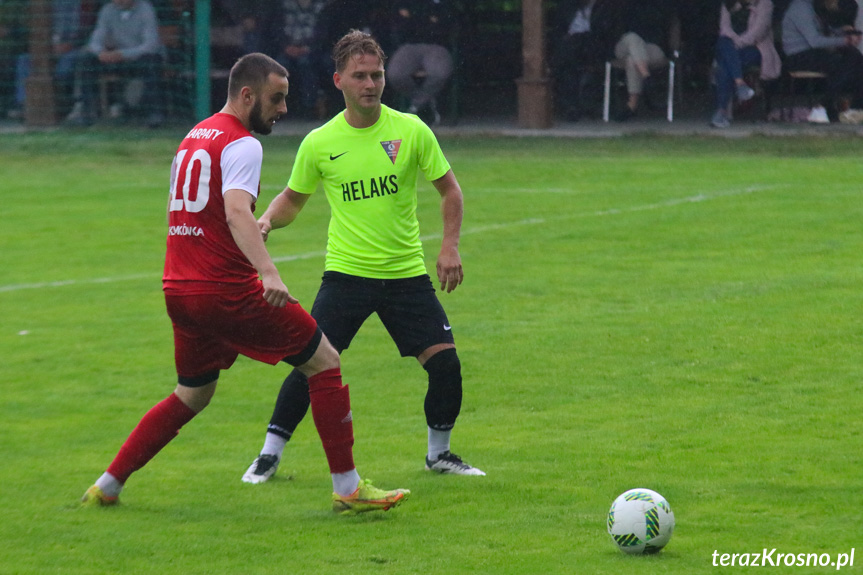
xmin=109 ymin=103 xmax=124 ymax=120
xmin=807 ymin=106 xmax=830 ymax=124
xmin=736 ymin=83 xmax=755 ymax=102
xmin=711 ymin=109 xmax=730 ymax=128
xmin=840 ymin=108 xmax=863 ymax=124
xmin=64 ymin=101 xmax=94 ymax=126
xmin=426 ymin=100 xmax=441 ymax=126
xmin=146 ymin=111 xmax=165 ymax=128
xmin=408 ymin=100 xmax=441 ymax=126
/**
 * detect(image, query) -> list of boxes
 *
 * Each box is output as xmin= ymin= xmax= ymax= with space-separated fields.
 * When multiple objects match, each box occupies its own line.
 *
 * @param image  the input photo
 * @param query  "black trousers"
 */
xmin=552 ymin=32 xmax=602 ymax=117
xmin=784 ymin=47 xmax=863 ymax=116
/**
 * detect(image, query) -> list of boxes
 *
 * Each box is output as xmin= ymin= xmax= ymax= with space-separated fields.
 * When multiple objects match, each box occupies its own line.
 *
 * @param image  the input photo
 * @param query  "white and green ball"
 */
xmin=607 ymin=488 xmax=675 ymax=555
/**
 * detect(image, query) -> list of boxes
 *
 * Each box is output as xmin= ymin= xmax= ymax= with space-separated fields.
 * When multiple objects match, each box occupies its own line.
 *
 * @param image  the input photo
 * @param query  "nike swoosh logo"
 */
xmin=443 ymin=325 xmax=452 ymax=331
xmin=329 ymin=152 xmax=348 ymax=160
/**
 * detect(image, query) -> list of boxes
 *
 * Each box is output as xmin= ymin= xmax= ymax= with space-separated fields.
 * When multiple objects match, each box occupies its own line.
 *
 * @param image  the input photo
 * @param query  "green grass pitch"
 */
xmin=0 ymin=130 xmax=860 ymax=574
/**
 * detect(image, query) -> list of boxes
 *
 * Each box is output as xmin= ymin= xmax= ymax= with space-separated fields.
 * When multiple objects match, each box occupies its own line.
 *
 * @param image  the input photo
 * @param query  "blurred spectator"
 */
xmin=817 ymin=0 xmax=858 ymax=26
xmin=612 ymin=0 xmax=677 ymax=121
xmin=550 ymin=0 xmax=625 ymax=121
xmin=255 ymin=0 xmax=329 ymax=119
xmin=386 ymin=0 xmax=457 ymax=125
xmin=66 ymin=0 xmax=164 ymax=127
xmin=0 ymin=0 xmax=28 ymax=116
xmin=311 ymin=1 xmax=386 ymax=116
xmin=11 ymin=0 xmax=84 ymax=120
xmin=710 ymin=0 xmax=781 ymax=128
xmin=676 ymin=0 xmax=723 ymax=92
xmin=782 ymin=0 xmax=863 ymax=122
xmin=856 ymin=0 xmax=863 ymax=54
xmin=214 ymin=0 xmax=264 ymax=54
xmin=313 ymin=0 xmax=385 ymax=55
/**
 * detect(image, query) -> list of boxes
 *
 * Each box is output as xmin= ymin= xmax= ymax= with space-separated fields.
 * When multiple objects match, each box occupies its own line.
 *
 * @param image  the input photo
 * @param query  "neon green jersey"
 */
xmin=288 ymin=105 xmax=451 ymax=279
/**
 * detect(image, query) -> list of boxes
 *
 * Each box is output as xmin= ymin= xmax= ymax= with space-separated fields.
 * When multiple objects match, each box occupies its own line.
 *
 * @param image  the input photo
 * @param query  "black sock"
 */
xmin=267 ymin=369 xmax=311 ymax=440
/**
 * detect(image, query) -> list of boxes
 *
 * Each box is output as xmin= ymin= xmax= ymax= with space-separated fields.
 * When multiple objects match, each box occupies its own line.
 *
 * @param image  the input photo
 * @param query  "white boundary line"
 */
xmin=0 ymin=185 xmax=772 ymax=295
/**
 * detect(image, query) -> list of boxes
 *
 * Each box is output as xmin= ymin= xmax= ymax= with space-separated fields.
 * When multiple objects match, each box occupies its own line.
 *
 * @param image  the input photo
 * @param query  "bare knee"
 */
xmin=174 ymin=380 xmax=217 ymax=413
xmin=417 ymin=343 xmax=456 ymax=366
xmin=297 ymin=335 xmax=340 ymax=377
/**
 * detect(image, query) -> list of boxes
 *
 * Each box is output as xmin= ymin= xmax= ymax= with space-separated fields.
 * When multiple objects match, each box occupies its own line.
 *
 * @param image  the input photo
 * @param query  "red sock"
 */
xmin=106 ymin=393 xmax=197 ymax=483
xmin=308 ymin=368 xmax=355 ymax=474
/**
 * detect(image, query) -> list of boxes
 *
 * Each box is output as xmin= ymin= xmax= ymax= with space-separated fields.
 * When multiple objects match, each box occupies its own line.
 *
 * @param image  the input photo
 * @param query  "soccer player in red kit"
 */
xmin=81 ymin=52 xmax=409 ymax=514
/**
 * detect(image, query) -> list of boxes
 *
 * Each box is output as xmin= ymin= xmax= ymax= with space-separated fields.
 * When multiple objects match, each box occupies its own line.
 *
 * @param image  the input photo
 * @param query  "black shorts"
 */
xmin=310 ymin=271 xmax=455 ymax=357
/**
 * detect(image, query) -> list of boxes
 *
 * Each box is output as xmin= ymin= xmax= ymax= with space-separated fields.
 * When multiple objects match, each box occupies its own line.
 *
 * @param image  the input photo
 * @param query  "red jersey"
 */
xmin=163 ymin=113 xmax=263 ymax=295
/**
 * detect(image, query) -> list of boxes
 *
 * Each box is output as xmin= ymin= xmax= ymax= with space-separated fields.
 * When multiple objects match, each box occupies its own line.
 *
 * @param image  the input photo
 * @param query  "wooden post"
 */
xmin=517 ymin=0 xmax=552 ymax=129
xmin=25 ymin=0 xmax=57 ymax=126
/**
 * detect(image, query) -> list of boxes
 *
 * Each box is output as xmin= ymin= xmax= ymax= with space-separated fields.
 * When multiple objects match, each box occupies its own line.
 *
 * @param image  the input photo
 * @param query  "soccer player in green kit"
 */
xmin=243 ymin=30 xmax=484 ymax=483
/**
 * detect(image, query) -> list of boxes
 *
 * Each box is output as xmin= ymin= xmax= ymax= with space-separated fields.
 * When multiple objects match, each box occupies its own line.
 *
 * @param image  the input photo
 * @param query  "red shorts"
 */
xmin=165 ymin=284 xmax=320 ymax=384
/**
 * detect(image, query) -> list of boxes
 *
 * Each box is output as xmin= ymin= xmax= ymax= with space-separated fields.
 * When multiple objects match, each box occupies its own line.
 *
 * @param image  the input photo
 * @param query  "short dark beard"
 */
xmin=249 ymin=99 xmax=272 ymax=135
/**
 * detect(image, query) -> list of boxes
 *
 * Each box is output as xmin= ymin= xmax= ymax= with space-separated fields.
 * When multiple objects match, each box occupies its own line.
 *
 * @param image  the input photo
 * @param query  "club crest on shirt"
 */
xmin=380 ymin=139 xmax=402 ymax=164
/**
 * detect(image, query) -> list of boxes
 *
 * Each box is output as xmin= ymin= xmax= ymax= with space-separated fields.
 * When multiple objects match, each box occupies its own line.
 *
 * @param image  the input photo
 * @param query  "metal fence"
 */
xmin=2 ymin=0 xmax=533 ymax=129
xmin=1 ymin=0 xmax=224 ymax=128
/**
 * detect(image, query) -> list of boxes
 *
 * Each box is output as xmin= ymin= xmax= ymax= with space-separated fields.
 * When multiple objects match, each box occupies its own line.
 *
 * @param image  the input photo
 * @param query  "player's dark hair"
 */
xmin=228 ymin=53 xmax=288 ymax=99
xmin=332 ymin=29 xmax=387 ymax=72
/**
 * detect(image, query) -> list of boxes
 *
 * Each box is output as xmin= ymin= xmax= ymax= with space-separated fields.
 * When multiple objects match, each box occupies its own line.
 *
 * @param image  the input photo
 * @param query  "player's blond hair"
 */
xmin=332 ymin=29 xmax=387 ymax=72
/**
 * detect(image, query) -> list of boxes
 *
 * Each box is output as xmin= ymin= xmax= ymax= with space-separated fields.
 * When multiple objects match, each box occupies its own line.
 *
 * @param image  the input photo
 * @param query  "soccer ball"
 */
xmin=607 ymin=488 xmax=675 ymax=555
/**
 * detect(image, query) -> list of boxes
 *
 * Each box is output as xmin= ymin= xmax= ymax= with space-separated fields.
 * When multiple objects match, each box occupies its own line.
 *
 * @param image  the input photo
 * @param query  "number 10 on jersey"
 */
xmin=169 ymin=149 xmax=212 ymax=213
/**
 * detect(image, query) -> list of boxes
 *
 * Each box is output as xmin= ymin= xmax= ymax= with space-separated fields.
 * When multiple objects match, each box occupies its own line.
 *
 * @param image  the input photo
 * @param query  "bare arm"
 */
xmin=431 ymin=169 xmax=464 ymax=293
xmin=224 ymin=188 xmax=297 ymax=307
xmin=257 ymin=186 xmax=311 ymax=242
